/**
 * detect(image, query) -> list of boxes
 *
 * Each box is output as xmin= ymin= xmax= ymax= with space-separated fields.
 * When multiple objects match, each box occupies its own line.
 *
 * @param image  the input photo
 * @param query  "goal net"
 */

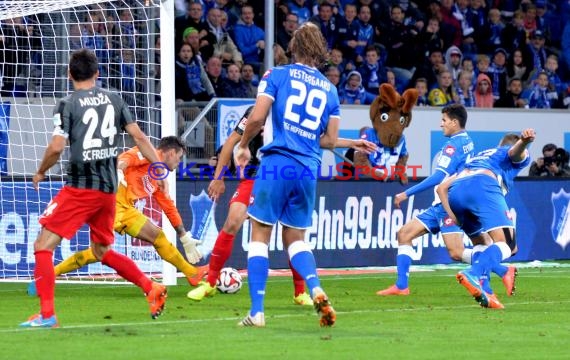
xmin=0 ymin=0 xmax=169 ymax=283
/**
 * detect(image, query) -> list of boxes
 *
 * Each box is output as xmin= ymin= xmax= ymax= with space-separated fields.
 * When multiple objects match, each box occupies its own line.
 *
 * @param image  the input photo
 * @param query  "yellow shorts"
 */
xmin=114 ymin=186 xmax=147 ymax=237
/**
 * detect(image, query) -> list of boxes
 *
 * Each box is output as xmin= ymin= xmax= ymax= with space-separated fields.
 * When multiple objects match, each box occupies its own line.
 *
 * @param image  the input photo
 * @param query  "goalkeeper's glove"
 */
xmin=180 ymin=233 xmax=202 ymax=264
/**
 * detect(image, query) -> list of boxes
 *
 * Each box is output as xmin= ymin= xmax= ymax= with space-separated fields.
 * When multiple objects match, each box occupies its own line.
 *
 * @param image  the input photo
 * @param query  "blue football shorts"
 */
xmin=416 ymin=202 xmax=463 ymax=235
xmin=449 ymin=174 xmax=514 ymax=236
xmin=247 ymin=153 xmax=316 ymax=229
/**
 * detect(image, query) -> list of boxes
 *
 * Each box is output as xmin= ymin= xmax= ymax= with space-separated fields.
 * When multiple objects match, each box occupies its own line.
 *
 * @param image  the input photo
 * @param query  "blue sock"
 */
xmin=472 ymin=249 xmax=493 ymax=293
xmin=492 ymin=263 xmax=508 ymax=278
xmin=471 ymin=245 xmax=502 ymax=277
xmin=480 ymin=271 xmax=493 ymax=294
xmin=248 ymin=255 xmax=268 ymax=316
xmin=290 ymin=250 xmax=321 ymax=295
xmin=472 ymin=251 xmax=482 ymax=263
xmin=395 ymin=253 xmax=412 ymax=290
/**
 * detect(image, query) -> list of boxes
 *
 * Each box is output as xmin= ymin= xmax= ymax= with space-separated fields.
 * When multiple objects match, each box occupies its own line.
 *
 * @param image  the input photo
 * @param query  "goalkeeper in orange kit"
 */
xmin=29 ymin=136 xmax=203 ymax=295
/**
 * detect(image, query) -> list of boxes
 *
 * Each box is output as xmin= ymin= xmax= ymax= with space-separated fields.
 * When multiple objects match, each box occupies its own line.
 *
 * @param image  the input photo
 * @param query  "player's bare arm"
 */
xmin=436 ymin=174 xmax=459 ymax=225
xmin=124 ymin=123 xmax=161 ymax=164
xmin=319 ymin=117 xmax=340 ymax=149
xmin=393 ymin=192 xmax=408 ymax=209
xmin=236 ymin=98 xmax=270 ymax=168
xmin=173 ymin=224 xmax=187 ymax=237
xmin=124 ymin=123 xmax=165 ymax=189
xmin=33 ymin=135 xmax=67 ymax=191
xmin=335 ymin=138 xmax=376 ymax=154
xmin=117 ymin=159 xmax=128 ymax=186
xmin=209 ymin=130 xmax=241 ymax=201
xmin=508 ymin=128 xmax=535 ymax=162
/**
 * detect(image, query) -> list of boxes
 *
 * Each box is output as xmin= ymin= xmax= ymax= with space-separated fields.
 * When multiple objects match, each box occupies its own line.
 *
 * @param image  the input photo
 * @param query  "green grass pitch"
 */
xmin=2 ymin=267 xmax=570 ymax=360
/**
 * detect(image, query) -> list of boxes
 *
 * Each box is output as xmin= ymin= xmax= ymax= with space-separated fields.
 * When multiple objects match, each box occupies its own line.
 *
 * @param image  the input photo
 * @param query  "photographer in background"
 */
xmin=529 ymin=143 xmax=570 ymax=177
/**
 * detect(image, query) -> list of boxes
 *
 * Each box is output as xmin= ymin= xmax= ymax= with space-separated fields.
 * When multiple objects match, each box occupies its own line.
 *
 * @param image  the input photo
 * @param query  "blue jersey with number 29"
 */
xmin=257 ymin=63 xmax=341 ymax=170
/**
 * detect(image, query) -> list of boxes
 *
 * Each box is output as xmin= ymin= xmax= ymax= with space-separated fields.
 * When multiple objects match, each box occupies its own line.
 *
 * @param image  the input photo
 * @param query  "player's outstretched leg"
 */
xmin=376 ymin=245 xmax=413 ymax=296
xmin=288 ymin=241 xmax=336 ymax=326
xmin=146 ymin=282 xmax=168 ymax=319
xmin=150 ymin=230 xmax=200 ymax=284
xmin=188 ymin=230 xmax=236 ymax=300
xmin=456 ymin=270 xmax=489 ymax=307
xmin=457 ymin=270 xmax=504 ymax=309
xmin=193 ymin=230 xmax=235 ymax=289
xmin=187 ymin=265 xmax=209 ymax=286
xmin=187 ymin=280 xmax=217 ymax=301
xmin=489 ymin=262 xmax=517 ymax=296
xmin=501 ymin=265 xmax=517 ymax=296
xmin=101 ymin=249 xmax=168 ymax=319
xmin=28 ymin=248 xmax=99 ymax=297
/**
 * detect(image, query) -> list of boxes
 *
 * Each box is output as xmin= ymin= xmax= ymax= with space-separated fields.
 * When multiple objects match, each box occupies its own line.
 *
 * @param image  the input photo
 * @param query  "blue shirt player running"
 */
xmin=234 ymin=22 xmax=375 ymax=327
xmin=438 ymin=129 xmax=535 ymax=309
xmin=378 ymin=104 xmax=479 ymax=296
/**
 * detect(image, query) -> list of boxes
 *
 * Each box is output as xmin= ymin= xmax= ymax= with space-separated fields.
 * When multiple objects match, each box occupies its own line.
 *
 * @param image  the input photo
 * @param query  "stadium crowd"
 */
xmin=1 ymin=0 xmax=570 ymax=108
xmin=171 ymin=0 xmax=570 ymax=109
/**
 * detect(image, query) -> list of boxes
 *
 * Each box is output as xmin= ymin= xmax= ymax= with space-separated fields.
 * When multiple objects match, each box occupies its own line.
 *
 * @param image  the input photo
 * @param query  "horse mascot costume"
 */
xmin=354 ymin=83 xmax=418 ymax=184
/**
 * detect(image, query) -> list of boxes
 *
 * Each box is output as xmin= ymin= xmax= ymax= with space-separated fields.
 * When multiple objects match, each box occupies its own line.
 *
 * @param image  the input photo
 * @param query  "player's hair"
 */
xmin=158 ymin=136 xmax=186 ymax=153
xmin=499 ymin=133 xmax=520 ymax=147
xmin=441 ymin=104 xmax=467 ymax=128
xmin=288 ymin=22 xmax=328 ymax=67
xmin=69 ymin=49 xmax=99 ymax=82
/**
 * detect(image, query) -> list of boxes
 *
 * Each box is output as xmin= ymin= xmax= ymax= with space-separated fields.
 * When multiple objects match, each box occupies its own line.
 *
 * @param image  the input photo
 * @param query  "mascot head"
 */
xmin=369 ymin=83 xmax=418 ymax=148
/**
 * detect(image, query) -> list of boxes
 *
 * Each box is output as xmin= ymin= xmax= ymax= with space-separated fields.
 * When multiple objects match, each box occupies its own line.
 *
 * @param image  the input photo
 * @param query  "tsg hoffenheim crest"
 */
xmin=189 ymin=190 xmax=218 ymax=262
xmin=550 ymin=189 xmax=570 ymax=249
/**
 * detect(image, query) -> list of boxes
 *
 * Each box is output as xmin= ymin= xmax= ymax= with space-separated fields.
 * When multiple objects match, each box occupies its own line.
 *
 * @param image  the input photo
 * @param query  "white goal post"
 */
xmin=0 ymin=0 xmax=178 ymax=284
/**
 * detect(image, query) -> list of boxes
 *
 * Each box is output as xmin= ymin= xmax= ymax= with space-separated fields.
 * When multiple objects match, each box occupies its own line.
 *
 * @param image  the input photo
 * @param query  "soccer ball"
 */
xmin=216 ymin=267 xmax=242 ymax=294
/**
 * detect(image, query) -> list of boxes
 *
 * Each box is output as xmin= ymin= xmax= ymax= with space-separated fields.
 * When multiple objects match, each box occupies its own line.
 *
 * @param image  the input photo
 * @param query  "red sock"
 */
xmin=35 ymin=250 xmax=55 ymax=318
xmin=289 ymin=260 xmax=305 ymax=297
xmin=102 ymin=250 xmax=152 ymax=294
xmin=206 ymin=230 xmax=235 ymax=287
